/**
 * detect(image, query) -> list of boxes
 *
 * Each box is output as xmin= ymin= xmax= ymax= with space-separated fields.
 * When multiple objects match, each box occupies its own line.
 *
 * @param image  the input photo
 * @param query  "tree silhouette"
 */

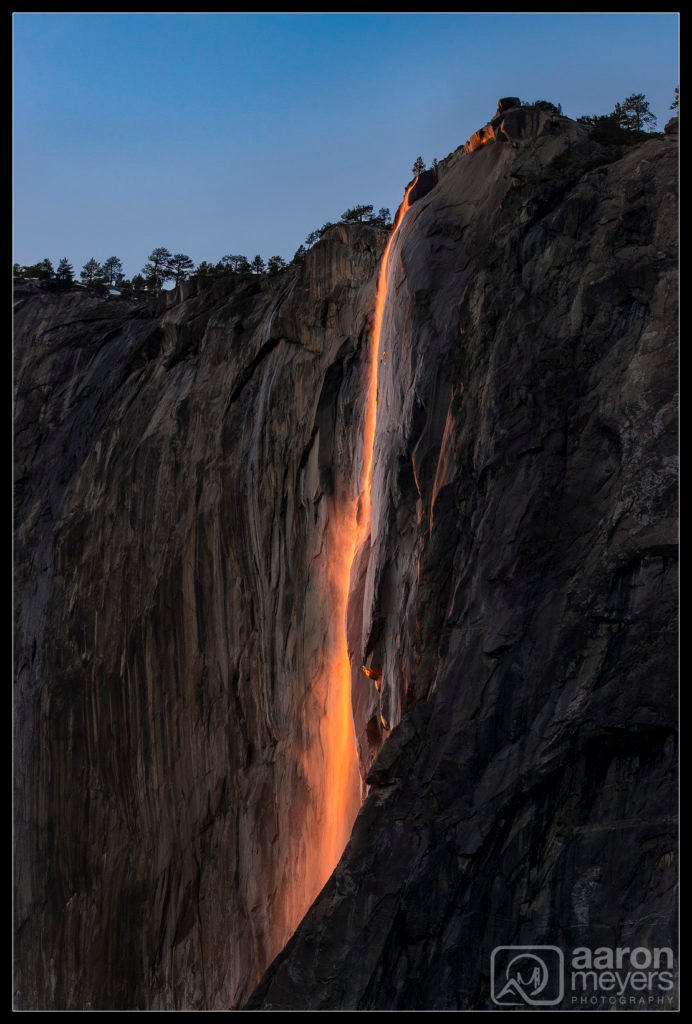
xmin=291 ymin=244 xmax=307 ymax=266
xmin=38 ymin=258 xmax=54 ymax=280
xmin=340 ymin=204 xmax=374 ymax=223
xmin=533 ymin=99 xmax=563 ymax=114
xmin=169 ymin=253 xmax=195 ymax=285
xmin=142 ymin=247 xmax=173 ymax=292
xmin=80 ymin=258 xmax=103 ymax=285
xmin=101 ymin=256 xmax=123 ymax=285
xmin=131 ymin=274 xmax=146 ymax=292
xmin=671 ymin=86 xmax=679 ymax=111
xmin=267 ymin=256 xmax=287 ymax=274
xmin=412 ymin=156 xmax=426 ymax=176
xmin=376 ymin=207 xmax=391 ymax=225
xmin=618 ymin=94 xmax=657 ymax=132
xmin=578 ymin=93 xmax=658 ymax=144
xmin=55 ymin=258 xmax=74 ymax=288
xmin=250 ymin=255 xmax=266 ymax=275
xmin=217 ymin=254 xmax=251 ymax=273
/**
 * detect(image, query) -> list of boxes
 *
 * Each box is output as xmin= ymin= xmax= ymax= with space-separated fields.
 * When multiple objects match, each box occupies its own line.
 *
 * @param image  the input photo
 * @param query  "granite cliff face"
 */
xmin=14 ymin=104 xmax=677 ymax=1010
xmin=15 ymin=227 xmax=379 ymax=1009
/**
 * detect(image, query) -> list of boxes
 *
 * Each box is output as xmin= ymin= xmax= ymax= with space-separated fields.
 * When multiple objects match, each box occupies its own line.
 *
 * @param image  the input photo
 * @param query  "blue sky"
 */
xmin=14 ymin=13 xmax=678 ymax=278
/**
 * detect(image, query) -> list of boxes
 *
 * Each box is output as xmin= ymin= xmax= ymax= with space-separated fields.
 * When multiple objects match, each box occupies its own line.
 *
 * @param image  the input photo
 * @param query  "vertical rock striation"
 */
xmin=250 ymin=108 xmax=678 ymax=1008
xmin=15 ymin=104 xmax=677 ymax=1010
xmin=14 ymin=226 xmax=383 ymax=1009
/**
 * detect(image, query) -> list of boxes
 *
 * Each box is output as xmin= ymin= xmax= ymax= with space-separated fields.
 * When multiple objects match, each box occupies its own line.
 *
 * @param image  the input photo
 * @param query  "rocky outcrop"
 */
xmin=249 ymin=116 xmax=678 ymax=1007
xmin=15 ymin=105 xmax=677 ymax=1010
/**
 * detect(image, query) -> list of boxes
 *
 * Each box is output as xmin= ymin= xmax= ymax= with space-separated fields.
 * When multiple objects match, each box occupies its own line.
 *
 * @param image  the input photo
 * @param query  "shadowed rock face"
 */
xmin=15 ymin=105 xmax=677 ymax=1011
xmin=14 ymin=227 xmax=385 ymax=1009
xmin=248 ymin=115 xmax=678 ymax=1008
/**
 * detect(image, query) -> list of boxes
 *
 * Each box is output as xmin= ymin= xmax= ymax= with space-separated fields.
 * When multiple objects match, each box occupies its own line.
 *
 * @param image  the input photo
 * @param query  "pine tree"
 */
xmin=218 ymin=254 xmax=251 ymax=272
xmin=55 ymin=258 xmax=74 ymax=288
xmin=101 ymin=256 xmax=123 ymax=285
xmin=267 ymin=256 xmax=287 ymax=274
xmin=80 ymin=258 xmax=103 ymax=285
xmin=169 ymin=253 xmax=195 ymax=286
xmin=250 ymin=255 xmax=266 ymax=275
xmin=340 ymin=205 xmax=374 ymax=223
xmin=141 ymin=247 xmax=173 ymax=293
xmin=38 ymin=258 xmax=54 ymax=280
xmin=671 ymin=86 xmax=679 ymax=111
xmin=291 ymin=245 xmax=307 ymax=266
xmin=618 ymin=93 xmax=657 ymax=132
xmin=412 ymin=156 xmax=426 ymax=176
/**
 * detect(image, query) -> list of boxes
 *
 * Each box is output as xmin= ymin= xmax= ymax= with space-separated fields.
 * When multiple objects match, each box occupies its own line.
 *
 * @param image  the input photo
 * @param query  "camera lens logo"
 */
xmin=491 ymin=946 xmax=564 ymax=1006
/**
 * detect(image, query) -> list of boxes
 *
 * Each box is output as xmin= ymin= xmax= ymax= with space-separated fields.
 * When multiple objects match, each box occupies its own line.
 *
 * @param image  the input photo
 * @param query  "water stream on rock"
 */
xmin=314 ymin=180 xmax=418 ymax=894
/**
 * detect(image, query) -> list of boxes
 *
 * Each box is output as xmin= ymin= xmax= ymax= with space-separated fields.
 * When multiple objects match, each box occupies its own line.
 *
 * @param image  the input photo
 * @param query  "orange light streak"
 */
xmin=359 ymin=179 xmax=418 ymax=535
xmin=307 ymin=179 xmax=418 ymax=903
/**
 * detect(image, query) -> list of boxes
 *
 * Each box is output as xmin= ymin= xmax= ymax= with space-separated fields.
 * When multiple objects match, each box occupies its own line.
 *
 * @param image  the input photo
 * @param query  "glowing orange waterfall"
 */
xmin=312 ymin=180 xmax=418 ymax=895
xmin=359 ymin=179 xmax=417 ymax=535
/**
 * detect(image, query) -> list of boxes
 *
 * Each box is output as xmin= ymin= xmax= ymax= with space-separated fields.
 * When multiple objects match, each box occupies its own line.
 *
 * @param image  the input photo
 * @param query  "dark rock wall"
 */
xmin=15 ymin=106 xmax=677 ymax=1010
xmin=249 ymin=117 xmax=678 ymax=1008
xmin=15 ymin=227 xmax=383 ymax=1009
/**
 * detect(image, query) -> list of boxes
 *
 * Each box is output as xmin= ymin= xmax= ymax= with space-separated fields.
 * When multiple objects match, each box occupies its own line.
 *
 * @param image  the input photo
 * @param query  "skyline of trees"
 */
xmin=14 ymin=193 xmax=401 ymax=288
xmin=15 ymin=91 xmax=675 ymax=292
xmin=19 ymin=85 xmax=672 ymax=295
xmin=577 ymin=91 xmax=662 ymax=142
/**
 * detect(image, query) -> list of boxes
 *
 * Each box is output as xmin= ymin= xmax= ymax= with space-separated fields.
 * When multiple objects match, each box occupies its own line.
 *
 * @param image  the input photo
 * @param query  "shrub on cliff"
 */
xmin=340 ymin=205 xmax=374 ymax=223
xmin=578 ymin=93 xmax=658 ymax=144
xmin=533 ymin=99 xmax=563 ymax=114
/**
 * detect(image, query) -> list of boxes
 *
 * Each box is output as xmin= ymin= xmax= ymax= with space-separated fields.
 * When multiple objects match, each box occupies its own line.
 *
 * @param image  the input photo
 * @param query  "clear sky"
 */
xmin=14 ymin=13 xmax=678 ymax=279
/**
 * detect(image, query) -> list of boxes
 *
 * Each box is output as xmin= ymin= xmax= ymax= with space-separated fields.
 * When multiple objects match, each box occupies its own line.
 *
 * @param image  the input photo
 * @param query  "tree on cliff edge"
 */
xmin=101 ymin=256 xmax=123 ymax=286
xmin=169 ymin=253 xmax=195 ymax=286
xmin=141 ymin=247 xmax=173 ymax=293
xmin=80 ymin=258 xmax=103 ymax=286
xmin=412 ymin=156 xmax=426 ymax=176
xmin=618 ymin=93 xmax=657 ymax=132
xmin=291 ymin=245 xmax=307 ymax=266
xmin=578 ymin=93 xmax=658 ymax=144
xmin=55 ymin=258 xmax=74 ymax=288
xmin=251 ymin=255 xmax=266 ymax=275
xmin=340 ymin=205 xmax=374 ymax=223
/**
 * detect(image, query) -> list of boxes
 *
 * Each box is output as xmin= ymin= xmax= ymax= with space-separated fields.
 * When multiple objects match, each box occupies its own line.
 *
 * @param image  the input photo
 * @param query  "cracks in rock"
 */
xmin=227 ymin=336 xmax=284 ymax=405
